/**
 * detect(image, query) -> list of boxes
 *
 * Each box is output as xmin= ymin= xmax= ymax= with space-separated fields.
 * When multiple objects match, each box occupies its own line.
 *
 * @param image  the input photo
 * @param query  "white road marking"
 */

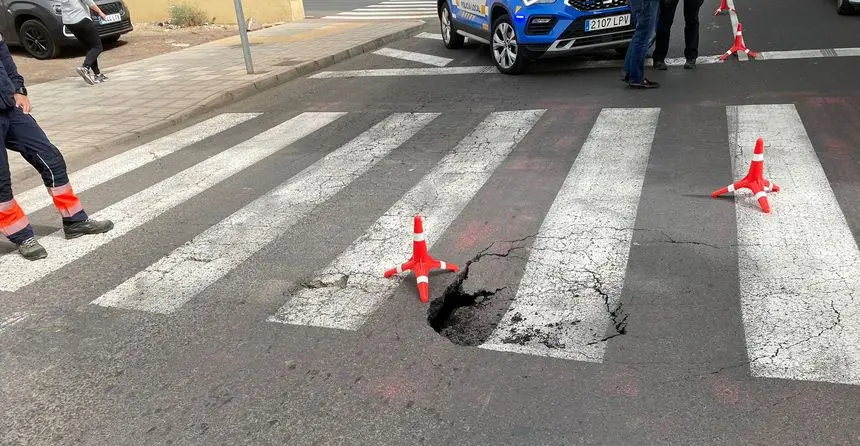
xmin=373 ymin=48 xmax=453 ymax=67
xmin=91 ymin=113 xmax=438 ymax=314
xmin=725 ymin=0 xmax=747 ymax=61
xmin=479 ymin=108 xmax=660 ymax=362
xmin=322 ymin=15 xmax=436 ymax=19
xmin=310 ymin=66 xmax=496 ymax=78
xmin=0 ymin=312 xmax=30 ymax=334
xmin=835 ymin=47 xmax=860 ymax=56
xmin=729 ymin=104 xmax=860 ymax=386
xmin=269 ymin=109 xmax=546 ymax=330
xmin=0 ymin=112 xmax=345 ymax=292
xmin=757 ymin=49 xmax=835 ymax=60
xmin=365 ymin=4 xmax=437 ymax=8
xmin=15 ymin=113 xmax=260 ymax=214
xmin=415 ymin=32 xmax=443 ymax=40
xmin=338 ymin=10 xmax=435 ymax=14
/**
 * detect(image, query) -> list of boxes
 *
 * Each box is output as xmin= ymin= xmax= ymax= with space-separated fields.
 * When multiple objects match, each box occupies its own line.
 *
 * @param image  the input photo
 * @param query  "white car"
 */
xmin=838 ymin=0 xmax=859 ymax=14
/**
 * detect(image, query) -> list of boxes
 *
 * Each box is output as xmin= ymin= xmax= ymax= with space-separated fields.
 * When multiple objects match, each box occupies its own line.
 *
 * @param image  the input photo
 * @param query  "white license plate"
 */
xmin=584 ymin=13 xmax=631 ymax=32
xmin=99 ymin=13 xmax=121 ymax=24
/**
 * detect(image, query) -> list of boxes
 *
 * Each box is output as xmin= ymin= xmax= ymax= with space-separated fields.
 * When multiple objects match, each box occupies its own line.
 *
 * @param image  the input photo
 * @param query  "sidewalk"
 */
xmin=10 ymin=19 xmax=425 ymax=184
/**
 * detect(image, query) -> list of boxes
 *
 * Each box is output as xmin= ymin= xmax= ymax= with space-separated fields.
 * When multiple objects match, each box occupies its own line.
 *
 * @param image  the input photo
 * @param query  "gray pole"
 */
xmin=233 ymin=0 xmax=254 ymax=74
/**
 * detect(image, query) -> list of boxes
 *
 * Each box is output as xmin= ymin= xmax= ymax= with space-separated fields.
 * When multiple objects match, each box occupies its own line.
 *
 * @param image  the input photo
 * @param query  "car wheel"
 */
xmin=19 ymin=19 xmax=59 ymax=60
xmin=837 ymin=0 xmax=853 ymax=14
xmin=491 ymin=14 xmax=528 ymax=75
xmin=440 ymin=3 xmax=464 ymax=49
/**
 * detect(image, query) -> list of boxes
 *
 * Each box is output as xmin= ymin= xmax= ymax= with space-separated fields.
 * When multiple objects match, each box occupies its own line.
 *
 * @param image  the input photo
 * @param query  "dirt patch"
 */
xmin=11 ymin=22 xmax=242 ymax=85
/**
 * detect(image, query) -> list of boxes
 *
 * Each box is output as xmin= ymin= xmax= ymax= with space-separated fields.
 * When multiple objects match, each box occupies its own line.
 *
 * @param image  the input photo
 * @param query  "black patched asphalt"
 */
xmin=2 ymin=6 xmax=860 ymax=444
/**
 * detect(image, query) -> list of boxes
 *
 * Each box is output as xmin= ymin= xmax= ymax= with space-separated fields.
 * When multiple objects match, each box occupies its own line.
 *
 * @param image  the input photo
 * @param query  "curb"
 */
xmin=13 ymin=21 xmax=425 ymax=186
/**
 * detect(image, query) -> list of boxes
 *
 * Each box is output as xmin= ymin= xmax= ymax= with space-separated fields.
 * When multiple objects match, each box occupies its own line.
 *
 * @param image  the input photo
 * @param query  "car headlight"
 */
xmin=522 ymin=0 xmax=555 ymax=5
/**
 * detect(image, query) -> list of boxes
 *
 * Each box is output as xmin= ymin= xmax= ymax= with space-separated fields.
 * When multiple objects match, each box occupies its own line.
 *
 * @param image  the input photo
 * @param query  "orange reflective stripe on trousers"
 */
xmin=48 ymin=183 xmax=84 ymax=218
xmin=0 ymin=199 xmax=30 ymax=236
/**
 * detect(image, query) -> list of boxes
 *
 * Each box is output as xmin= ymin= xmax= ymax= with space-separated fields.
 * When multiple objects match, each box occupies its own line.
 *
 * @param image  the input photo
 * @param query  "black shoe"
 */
xmin=653 ymin=61 xmax=668 ymax=70
xmin=684 ymin=60 xmax=696 ymax=69
xmin=63 ymin=218 xmax=114 ymax=239
xmin=18 ymin=237 xmax=47 ymax=261
xmin=620 ymin=72 xmax=630 ymax=82
xmin=629 ymin=78 xmax=660 ymax=89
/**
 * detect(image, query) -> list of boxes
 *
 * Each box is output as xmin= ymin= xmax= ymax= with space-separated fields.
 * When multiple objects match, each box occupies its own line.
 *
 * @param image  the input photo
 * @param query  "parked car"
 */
xmin=439 ymin=0 xmax=633 ymax=74
xmin=837 ymin=0 xmax=859 ymax=14
xmin=0 ymin=0 xmax=133 ymax=60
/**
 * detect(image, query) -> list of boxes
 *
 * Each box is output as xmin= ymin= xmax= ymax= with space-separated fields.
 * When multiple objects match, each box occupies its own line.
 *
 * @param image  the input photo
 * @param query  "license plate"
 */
xmin=584 ymin=13 xmax=630 ymax=32
xmin=99 ymin=13 xmax=121 ymax=24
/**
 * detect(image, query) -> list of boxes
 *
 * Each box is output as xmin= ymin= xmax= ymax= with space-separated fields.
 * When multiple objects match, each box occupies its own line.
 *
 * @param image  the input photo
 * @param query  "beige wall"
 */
xmin=125 ymin=0 xmax=304 ymax=24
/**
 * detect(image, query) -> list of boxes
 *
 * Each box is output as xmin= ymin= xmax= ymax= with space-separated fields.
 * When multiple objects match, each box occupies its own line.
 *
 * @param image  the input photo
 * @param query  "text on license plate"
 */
xmin=584 ymin=14 xmax=631 ymax=32
xmin=99 ymin=13 xmax=121 ymax=24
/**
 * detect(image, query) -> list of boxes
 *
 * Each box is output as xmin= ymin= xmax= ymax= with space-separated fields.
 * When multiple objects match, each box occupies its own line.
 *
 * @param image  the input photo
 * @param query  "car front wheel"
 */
xmin=19 ymin=19 xmax=59 ymax=60
xmin=837 ymin=0 xmax=853 ymax=14
xmin=440 ymin=3 xmax=464 ymax=49
xmin=491 ymin=14 xmax=528 ymax=75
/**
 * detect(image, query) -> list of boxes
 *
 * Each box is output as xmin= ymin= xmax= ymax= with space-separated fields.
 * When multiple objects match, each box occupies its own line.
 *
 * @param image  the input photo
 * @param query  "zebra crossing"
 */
xmin=322 ymin=0 xmax=436 ymax=20
xmin=3 ymin=102 xmax=860 ymax=387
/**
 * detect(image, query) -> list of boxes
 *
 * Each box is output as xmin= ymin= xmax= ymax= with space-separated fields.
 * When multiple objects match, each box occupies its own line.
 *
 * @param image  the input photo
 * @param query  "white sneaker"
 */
xmin=75 ymin=66 xmax=96 ymax=85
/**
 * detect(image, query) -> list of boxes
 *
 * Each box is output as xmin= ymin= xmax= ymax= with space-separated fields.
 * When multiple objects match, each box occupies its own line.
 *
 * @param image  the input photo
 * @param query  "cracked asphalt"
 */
xmin=2 ymin=0 xmax=860 ymax=443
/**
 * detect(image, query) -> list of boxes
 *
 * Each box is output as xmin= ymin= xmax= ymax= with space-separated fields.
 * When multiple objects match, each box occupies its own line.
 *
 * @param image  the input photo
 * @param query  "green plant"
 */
xmin=169 ymin=3 xmax=208 ymax=27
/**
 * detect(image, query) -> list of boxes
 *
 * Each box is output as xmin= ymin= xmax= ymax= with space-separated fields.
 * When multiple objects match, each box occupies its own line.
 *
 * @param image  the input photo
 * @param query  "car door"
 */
xmin=0 ymin=0 xmax=15 ymax=43
xmin=451 ymin=0 xmax=491 ymax=39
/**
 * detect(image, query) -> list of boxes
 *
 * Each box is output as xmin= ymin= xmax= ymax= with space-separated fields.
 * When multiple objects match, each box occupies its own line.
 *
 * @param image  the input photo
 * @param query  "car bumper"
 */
xmin=59 ymin=19 xmax=133 ymax=42
xmin=513 ymin=3 xmax=633 ymax=57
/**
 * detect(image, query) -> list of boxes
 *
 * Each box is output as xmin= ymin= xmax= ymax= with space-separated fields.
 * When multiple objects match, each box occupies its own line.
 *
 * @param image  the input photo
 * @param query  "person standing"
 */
xmin=652 ymin=0 xmax=705 ymax=70
xmin=60 ymin=0 xmax=109 ymax=85
xmin=0 ymin=40 xmax=113 ymax=260
xmin=623 ymin=0 xmax=660 ymax=88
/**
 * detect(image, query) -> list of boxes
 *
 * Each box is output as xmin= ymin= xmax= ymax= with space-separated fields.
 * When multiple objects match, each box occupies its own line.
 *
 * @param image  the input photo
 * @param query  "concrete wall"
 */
xmin=124 ymin=0 xmax=304 ymax=25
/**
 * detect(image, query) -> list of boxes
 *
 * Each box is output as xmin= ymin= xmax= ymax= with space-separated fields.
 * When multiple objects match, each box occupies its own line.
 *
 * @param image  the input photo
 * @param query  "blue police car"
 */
xmin=439 ymin=0 xmax=634 ymax=74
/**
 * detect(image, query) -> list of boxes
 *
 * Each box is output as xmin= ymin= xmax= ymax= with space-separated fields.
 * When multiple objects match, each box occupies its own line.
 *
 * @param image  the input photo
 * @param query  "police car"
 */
xmin=439 ymin=0 xmax=634 ymax=74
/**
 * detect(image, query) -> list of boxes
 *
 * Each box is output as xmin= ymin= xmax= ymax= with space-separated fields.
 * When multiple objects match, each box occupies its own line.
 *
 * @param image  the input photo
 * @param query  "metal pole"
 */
xmin=233 ymin=0 xmax=254 ymax=74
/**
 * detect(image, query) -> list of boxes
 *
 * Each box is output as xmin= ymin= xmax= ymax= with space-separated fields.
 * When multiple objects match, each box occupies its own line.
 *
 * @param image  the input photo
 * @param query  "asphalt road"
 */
xmin=2 ymin=0 xmax=860 ymax=444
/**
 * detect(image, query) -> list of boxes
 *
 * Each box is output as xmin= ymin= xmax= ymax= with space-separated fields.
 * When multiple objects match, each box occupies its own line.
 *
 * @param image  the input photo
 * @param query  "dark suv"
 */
xmin=0 ymin=0 xmax=133 ymax=59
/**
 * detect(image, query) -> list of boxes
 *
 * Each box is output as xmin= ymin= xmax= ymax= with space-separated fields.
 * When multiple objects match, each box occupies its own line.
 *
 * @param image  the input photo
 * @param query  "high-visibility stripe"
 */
xmin=14 ymin=113 xmax=260 ymax=214
xmin=730 ymin=104 xmax=860 ymax=385
xmin=269 ymin=109 xmax=546 ymax=330
xmin=751 ymin=153 xmax=764 ymax=162
xmin=416 ymin=276 xmax=429 ymax=284
xmin=480 ymin=108 xmax=660 ymax=362
xmin=0 ymin=112 xmax=344 ymax=292
xmin=48 ymin=183 xmax=84 ymax=218
xmin=91 ymin=113 xmax=437 ymax=313
xmin=0 ymin=199 xmax=30 ymax=237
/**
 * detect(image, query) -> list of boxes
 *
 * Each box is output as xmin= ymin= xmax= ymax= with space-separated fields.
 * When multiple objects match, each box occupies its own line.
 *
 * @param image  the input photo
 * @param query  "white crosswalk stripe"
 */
xmin=268 ymin=109 xmax=546 ymax=330
xmin=323 ymin=0 xmax=437 ymax=19
xmin=91 ymin=113 xmax=438 ymax=314
xmin=729 ymin=104 xmax=860 ymax=386
xmin=5 ymin=104 xmax=860 ymax=388
xmin=15 ymin=113 xmax=260 ymax=213
xmin=480 ymin=108 xmax=660 ymax=362
xmin=0 ymin=112 xmax=344 ymax=292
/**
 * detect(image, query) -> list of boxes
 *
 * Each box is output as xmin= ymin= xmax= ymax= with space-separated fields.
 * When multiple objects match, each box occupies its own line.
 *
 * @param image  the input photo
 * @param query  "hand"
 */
xmin=14 ymin=94 xmax=31 ymax=114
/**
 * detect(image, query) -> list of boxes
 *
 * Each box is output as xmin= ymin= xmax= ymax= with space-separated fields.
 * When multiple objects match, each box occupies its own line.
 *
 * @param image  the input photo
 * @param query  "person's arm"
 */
xmin=0 ymin=42 xmax=32 ymax=113
xmin=85 ymin=0 xmax=108 ymax=20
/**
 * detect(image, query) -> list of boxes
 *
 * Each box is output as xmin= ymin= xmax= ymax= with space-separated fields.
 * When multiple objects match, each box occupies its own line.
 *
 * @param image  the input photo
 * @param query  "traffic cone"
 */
xmin=713 ymin=0 xmax=733 ymax=15
xmin=720 ymin=23 xmax=758 ymax=60
xmin=384 ymin=215 xmax=459 ymax=303
xmin=711 ymin=138 xmax=780 ymax=213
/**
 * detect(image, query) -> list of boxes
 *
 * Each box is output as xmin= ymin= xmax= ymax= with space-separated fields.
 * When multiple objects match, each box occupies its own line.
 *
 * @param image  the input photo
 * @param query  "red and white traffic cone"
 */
xmin=713 ymin=0 xmax=733 ymax=15
xmin=711 ymin=138 xmax=780 ymax=213
xmin=384 ymin=215 xmax=459 ymax=303
xmin=720 ymin=23 xmax=758 ymax=60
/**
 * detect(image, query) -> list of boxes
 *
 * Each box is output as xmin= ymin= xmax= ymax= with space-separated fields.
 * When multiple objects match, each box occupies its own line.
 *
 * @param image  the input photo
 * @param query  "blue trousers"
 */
xmin=0 ymin=107 xmax=87 ymax=244
xmin=623 ymin=0 xmax=659 ymax=83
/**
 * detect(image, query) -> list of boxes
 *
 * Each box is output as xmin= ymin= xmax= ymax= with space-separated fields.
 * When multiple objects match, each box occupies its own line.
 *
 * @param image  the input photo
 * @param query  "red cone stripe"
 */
xmin=384 ymin=215 xmax=459 ymax=303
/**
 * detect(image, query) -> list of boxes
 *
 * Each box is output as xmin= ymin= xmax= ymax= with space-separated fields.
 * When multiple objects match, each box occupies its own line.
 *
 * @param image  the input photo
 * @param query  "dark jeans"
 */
xmin=67 ymin=18 xmax=103 ymax=74
xmin=653 ymin=0 xmax=705 ymax=62
xmin=0 ymin=108 xmax=87 ymax=243
xmin=624 ymin=0 xmax=659 ymax=83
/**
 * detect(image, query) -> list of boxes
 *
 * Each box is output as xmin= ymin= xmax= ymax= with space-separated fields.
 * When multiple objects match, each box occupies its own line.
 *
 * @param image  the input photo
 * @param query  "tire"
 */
xmin=490 ymin=14 xmax=528 ymax=75
xmin=19 ymin=19 xmax=59 ymax=60
xmin=102 ymin=35 xmax=121 ymax=44
xmin=440 ymin=3 xmax=464 ymax=49
xmin=837 ymin=0 xmax=853 ymax=15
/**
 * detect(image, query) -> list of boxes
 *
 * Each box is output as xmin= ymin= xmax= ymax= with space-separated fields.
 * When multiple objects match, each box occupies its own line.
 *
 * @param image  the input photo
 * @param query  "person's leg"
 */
xmin=625 ymin=0 xmax=646 ymax=83
xmin=81 ymin=19 xmax=104 ymax=75
xmin=0 ymin=114 xmax=45 ymax=259
xmin=5 ymin=109 xmax=113 ymax=238
xmin=653 ymin=0 xmax=680 ymax=66
xmin=67 ymin=20 xmax=96 ymax=84
xmin=683 ymin=0 xmax=705 ymax=64
xmin=629 ymin=0 xmax=659 ymax=86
